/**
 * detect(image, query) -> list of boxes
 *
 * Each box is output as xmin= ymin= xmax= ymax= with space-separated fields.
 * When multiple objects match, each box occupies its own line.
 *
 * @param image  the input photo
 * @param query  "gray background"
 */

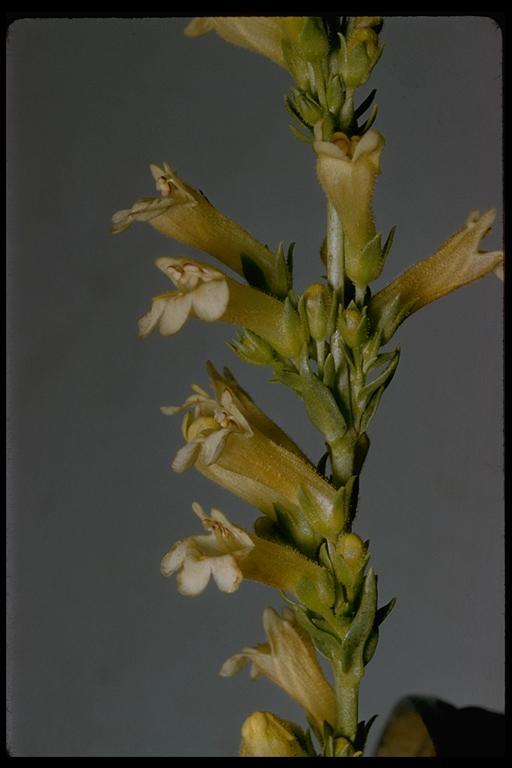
xmin=6 ymin=16 xmax=503 ymax=757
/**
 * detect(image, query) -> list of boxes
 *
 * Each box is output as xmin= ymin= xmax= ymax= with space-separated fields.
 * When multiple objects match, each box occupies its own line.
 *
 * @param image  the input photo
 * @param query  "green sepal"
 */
xmin=322 ymin=352 xmax=336 ymax=387
xmin=282 ymin=296 xmax=303 ymax=355
xmin=358 ymin=346 xmax=400 ymax=410
xmin=359 ymin=102 xmax=378 ymax=134
xmin=273 ymin=502 xmax=320 ymax=560
xmin=297 ymin=484 xmax=332 ymax=537
xmin=345 ymin=231 xmax=383 ymax=287
xmin=240 ymin=253 xmax=270 ymax=293
xmin=363 ymin=627 xmax=379 ymax=665
xmin=381 ymin=224 xmax=397 ymax=264
xmin=340 ymin=567 xmax=377 ymax=673
xmin=326 ymin=74 xmax=344 ymax=114
xmin=295 ymin=570 xmax=334 ymax=614
xmin=270 ymin=362 xmax=303 ymax=394
xmin=228 ymin=329 xmax=275 ymax=367
xmin=285 ymin=596 xmax=342 ymax=661
xmin=302 ymin=369 xmax=347 ymax=443
xmin=273 ymin=241 xmax=293 ymax=297
xmin=289 ymin=123 xmax=314 ymax=143
xmin=376 ymin=596 xmax=397 ymax=626
xmin=355 ymin=714 xmax=379 ymax=752
xmin=363 ymin=350 xmax=397 ymax=375
xmin=284 ymin=93 xmax=312 ymax=129
xmin=359 ymin=385 xmax=385 ymax=431
xmin=354 ymin=88 xmax=377 ymax=119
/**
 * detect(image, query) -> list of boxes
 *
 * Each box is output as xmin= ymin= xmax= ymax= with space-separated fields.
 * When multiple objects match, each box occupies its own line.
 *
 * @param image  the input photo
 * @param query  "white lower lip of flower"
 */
xmin=138 ymin=276 xmax=229 ymax=337
xmin=160 ymin=504 xmax=254 ymax=595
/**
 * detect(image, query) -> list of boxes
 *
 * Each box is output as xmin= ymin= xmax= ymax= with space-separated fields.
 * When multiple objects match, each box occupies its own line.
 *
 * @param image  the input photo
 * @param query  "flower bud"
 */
xmin=338 ymin=301 xmax=369 ymax=348
xmin=345 ymin=231 xmax=383 ymax=288
xmin=336 ymin=532 xmax=368 ymax=572
xmin=240 ymin=711 xmax=308 ymax=757
xmin=339 ymin=28 xmax=382 ymax=88
xmin=326 ymin=74 xmax=344 ymax=114
xmin=230 ymin=329 xmax=275 ymax=366
xmin=303 ymin=283 xmax=335 ymax=341
xmin=297 ymin=91 xmax=324 ymax=125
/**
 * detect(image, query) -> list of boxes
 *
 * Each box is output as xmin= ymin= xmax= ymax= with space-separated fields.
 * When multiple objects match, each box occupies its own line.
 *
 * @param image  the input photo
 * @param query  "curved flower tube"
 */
xmin=112 ymin=162 xmax=277 ymax=281
xmin=369 ymin=209 xmax=504 ymax=343
xmin=161 ymin=503 xmax=333 ymax=607
xmin=138 ymin=256 xmax=303 ymax=358
xmin=221 ymin=606 xmax=337 ymax=732
xmin=163 ymin=374 xmax=338 ymax=532
xmin=184 ymin=17 xmax=298 ymax=67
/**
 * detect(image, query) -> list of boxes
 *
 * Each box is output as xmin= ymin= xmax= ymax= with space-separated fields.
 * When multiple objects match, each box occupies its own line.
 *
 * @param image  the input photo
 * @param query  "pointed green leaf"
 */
xmin=302 ymin=370 xmax=346 ymax=442
xmin=358 ymin=347 xmax=400 ymax=404
xmin=376 ymin=597 xmax=397 ymax=626
xmin=354 ymin=88 xmax=377 ymax=119
xmin=341 ymin=568 xmax=377 ymax=673
xmin=289 ymin=124 xmax=314 ymax=143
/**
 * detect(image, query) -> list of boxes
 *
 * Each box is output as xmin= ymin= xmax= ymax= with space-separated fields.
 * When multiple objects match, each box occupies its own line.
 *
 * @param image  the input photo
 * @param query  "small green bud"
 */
xmin=326 ymin=74 xmax=344 ymax=114
xmin=230 ymin=329 xmax=275 ymax=366
xmin=345 ymin=232 xmax=383 ymax=288
xmin=336 ymin=532 xmax=368 ymax=571
xmin=339 ymin=28 xmax=382 ymax=89
xmin=338 ymin=301 xmax=369 ymax=348
xmin=303 ymin=283 xmax=334 ymax=341
xmin=297 ymin=91 xmax=324 ymax=125
xmin=282 ymin=297 xmax=304 ymax=358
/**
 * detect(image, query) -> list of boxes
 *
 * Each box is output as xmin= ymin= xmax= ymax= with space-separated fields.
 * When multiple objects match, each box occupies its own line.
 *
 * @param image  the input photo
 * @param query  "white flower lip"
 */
xmin=160 ymin=503 xmax=254 ymax=595
xmin=220 ymin=606 xmax=337 ymax=730
xmin=138 ymin=257 xmax=230 ymax=338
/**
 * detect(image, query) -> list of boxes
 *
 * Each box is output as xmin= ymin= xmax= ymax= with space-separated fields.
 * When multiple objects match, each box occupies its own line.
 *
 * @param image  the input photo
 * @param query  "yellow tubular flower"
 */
xmin=239 ymin=711 xmax=308 ymax=757
xmin=163 ymin=374 xmax=337 ymax=533
xmin=138 ymin=256 xmax=302 ymax=358
xmin=221 ymin=607 xmax=337 ymax=732
xmin=314 ymin=127 xmax=385 ymax=267
xmin=370 ymin=209 xmax=504 ymax=342
xmin=112 ymin=162 xmax=276 ymax=279
xmin=161 ymin=503 xmax=333 ymax=605
xmin=184 ymin=17 xmax=302 ymax=67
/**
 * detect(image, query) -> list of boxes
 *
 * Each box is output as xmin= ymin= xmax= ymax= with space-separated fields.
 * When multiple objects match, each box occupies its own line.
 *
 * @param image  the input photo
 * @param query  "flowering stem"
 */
xmin=326 ymin=201 xmax=344 ymax=299
xmin=332 ymin=661 xmax=360 ymax=745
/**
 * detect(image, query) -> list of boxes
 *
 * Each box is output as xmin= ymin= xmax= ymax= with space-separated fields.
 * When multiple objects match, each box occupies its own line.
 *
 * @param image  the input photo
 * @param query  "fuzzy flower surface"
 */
xmin=112 ymin=162 xmax=276 ymax=278
xmin=221 ymin=606 xmax=337 ymax=732
xmin=370 ymin=209 xmax=504 ymax=342
xmin=314 ymin=126 xmax=385 ymax=267
xmin=163 ymin=368 xmax=337 ymax=530
xmin=184 ymin=17 xmax=297 ymax=67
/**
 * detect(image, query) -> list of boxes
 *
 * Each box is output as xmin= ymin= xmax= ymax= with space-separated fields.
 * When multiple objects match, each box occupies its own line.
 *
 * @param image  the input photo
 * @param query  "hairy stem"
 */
xmin=332 ymin=660 xmax=360 ymax=744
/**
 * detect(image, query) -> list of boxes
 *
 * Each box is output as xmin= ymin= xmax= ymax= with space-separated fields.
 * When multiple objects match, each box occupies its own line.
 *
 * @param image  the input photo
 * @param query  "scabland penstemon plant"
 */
xmin=112 ymin=16 xmax=503 ymax=757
